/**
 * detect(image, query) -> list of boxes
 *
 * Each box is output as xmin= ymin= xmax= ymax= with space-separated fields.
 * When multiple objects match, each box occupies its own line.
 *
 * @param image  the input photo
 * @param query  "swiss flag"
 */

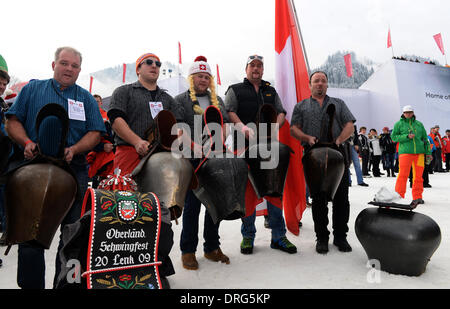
xmin=267 ymin=0 xmax=309 ymax=236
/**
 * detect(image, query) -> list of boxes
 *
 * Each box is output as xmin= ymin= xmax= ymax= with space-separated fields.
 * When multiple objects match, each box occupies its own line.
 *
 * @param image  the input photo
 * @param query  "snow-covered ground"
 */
xmin=1 ymin=170 xmax=449 ymax=289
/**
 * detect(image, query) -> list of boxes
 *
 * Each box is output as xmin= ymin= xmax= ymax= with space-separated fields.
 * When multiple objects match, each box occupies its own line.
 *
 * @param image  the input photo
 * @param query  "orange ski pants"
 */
xmin=395 ymin=153 xmax=425 ymax=200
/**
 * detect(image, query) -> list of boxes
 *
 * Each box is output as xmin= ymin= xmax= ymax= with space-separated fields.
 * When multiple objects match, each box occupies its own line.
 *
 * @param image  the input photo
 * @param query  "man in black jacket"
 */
xmin=225 ymin=55 xmax=297 ymax=255
xmin=358 ymin=126 xmax=371 ymax=176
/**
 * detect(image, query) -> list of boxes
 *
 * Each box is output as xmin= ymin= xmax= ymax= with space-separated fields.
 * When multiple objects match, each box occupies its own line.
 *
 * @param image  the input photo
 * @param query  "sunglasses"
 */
xmin=141 ymin=59 xmax=162 ymax=68
xmin=248 ymin=55 xmax=264 ymax=61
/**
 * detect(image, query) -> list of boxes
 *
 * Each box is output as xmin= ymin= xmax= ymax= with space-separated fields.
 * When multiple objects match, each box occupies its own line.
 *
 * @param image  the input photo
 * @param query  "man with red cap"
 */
xmin=108 ymin=53 xmax=183 ymax=175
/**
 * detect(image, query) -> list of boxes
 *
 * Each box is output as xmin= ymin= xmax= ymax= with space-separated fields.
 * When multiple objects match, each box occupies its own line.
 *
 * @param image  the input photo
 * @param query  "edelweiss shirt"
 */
xmin=291 ymin=95 xmax=356 ymax=146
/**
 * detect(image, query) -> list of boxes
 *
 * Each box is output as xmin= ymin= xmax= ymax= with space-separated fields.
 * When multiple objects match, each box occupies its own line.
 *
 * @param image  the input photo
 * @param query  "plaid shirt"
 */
xmin=291 ymin=95 xmax=355 ymax=146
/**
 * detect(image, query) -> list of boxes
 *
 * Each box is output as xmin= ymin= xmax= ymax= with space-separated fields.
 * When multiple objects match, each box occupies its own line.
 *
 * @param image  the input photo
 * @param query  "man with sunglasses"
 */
xmin=225 ymin=54 xmax=297 ymax=255
xmin=108 ymin=53 xmax=183 ymax=175
xmin=108 ymin=53 xmax=183 ymax=287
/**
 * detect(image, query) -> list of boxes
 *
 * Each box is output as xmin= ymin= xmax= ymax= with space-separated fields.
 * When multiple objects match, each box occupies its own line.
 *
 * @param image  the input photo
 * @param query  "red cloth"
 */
xmin=86 ymin=149 xmax=115 ymax=178
xmin=243 ymin=123 xmax=306 ymax=236
xmin=114 ymin=145 xmax=141 ymax=175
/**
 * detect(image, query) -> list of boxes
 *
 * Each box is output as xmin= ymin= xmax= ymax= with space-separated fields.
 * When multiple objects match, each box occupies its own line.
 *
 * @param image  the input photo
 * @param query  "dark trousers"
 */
xmin=446 ymin=153 xmax=450 ymax=171
xmin=17 ymin=162 xmax=88 ymax=289
xmin=371 ymin=155 xmax=382 ymax=176
xmin=311 ymin=169 xmax=350 ymax=241
xmin=434 ymin=148 xmax=443 ymax=171
xmin=361 ymin=150 xmax=370 ymax=175
xmin=180 ymin=190 xmax=220 ymax=254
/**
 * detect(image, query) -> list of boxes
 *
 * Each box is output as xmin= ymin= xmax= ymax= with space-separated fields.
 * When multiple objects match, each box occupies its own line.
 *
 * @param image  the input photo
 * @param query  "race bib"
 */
xmin=68 ymin=99 xmax=86 ymax=121
xmin=82 ymin=189 xmax=162 ymax=289
xmin=149 ymin=102 xmax=163 ymax=119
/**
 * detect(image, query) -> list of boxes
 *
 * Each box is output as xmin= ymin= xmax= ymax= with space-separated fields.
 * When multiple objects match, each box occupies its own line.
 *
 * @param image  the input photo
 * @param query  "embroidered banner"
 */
xmin=82 ymin=189 xmax=162 ymax=289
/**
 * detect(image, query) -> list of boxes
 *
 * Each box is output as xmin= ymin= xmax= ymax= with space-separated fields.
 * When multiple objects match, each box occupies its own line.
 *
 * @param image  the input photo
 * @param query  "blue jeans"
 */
xmin=241 ymin=200 xmax=286 ymax=241
xmin=350 ymin=146 xmax=364 ymax=185
xmin=17 ymin=161 xmax=88 ymax=289
xmin=180 ymin=190 xmax=220 ymax=254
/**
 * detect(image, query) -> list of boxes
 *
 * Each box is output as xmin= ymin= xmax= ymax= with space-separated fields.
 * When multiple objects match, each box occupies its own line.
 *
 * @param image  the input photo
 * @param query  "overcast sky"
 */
xmin=1 ymin=0 xmax=448 ymax=94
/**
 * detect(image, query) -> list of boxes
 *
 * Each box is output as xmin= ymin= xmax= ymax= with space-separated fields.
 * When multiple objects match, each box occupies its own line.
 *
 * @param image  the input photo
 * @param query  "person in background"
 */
xmin=349 ymin=125 xmax=368 ymax=186
xmin=431 ymin=125 xmax=445 ymax=172
xmin=380 ymin=126 xmax=396 ymax=177
xmin=86 ymin=94 xmax=115 ymax=188
xmin=443 ymin=129 xmax=450 ymax=171
xmin=391 ymin=105 xmax=432 ymax=207
xmin=358 ymin=126 xmax=370 ymax=177
xmin=368 ymin=129 xmax=382 ymax=177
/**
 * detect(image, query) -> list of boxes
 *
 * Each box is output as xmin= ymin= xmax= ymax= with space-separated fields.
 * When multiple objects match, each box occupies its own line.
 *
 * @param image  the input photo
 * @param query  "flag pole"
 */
xmin=289 ymin=0 xmax=311 ymax=75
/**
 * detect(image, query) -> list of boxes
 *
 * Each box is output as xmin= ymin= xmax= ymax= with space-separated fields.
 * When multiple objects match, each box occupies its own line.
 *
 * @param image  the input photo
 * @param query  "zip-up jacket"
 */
xmin=391 ymin=115 xmax=431 ymax=155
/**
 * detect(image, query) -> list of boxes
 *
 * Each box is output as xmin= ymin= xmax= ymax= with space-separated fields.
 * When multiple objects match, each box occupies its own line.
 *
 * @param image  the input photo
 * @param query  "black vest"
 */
xmin=228 ymin=79 xmax=277 ymax=125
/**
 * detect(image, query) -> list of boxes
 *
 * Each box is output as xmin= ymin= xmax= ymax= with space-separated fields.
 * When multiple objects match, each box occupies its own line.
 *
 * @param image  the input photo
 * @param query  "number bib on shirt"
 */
xmin=68 ymin=99 xmax=86 ymax=121
xmin=149 ymin=102 xmax=163 ymax=119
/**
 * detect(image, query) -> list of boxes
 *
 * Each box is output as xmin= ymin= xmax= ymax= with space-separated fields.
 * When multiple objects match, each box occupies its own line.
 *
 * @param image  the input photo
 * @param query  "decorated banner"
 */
xmin=82 ymin=189 xmax=162 ymax=289
xmin=178 ymin=41 xmax=182 ymax=64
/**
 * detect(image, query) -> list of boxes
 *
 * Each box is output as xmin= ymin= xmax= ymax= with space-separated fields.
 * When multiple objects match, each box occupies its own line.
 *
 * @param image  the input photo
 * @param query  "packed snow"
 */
xmin=1 ymin=171 xmax=449 ymax=289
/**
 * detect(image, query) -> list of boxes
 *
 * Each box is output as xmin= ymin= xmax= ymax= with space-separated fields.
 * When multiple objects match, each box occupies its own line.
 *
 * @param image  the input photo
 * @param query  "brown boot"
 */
xmin=204 ymin=248 xmax=230 ymax=264
xmin=181 ymin=253 xmax=199 ymax=270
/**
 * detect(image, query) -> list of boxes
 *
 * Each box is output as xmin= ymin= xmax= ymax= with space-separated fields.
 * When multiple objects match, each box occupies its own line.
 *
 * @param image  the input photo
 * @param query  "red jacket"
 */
xmin=429 ymin=132 xmax=443 ymax=149
xmin=443 ymin=136 xmax=450 ymax=154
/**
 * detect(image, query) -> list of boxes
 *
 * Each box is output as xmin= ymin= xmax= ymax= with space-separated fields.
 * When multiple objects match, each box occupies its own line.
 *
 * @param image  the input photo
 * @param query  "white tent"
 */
xmin=327 ymin=60 xmax=450 ymax=131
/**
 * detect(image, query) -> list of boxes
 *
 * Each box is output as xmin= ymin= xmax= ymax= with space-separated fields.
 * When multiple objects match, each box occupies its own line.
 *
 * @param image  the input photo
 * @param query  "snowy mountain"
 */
xmin=312 ymin=51 xmax=376 ymax=89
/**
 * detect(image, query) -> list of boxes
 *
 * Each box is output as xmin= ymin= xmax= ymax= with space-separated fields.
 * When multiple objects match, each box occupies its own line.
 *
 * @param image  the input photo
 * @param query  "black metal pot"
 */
xmin=355 ymin=207 xmax=441 ymax=276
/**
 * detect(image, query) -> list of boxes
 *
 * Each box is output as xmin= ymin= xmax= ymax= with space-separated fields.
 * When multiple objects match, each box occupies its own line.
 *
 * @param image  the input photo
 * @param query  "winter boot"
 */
xmin=204 ymin=248 xmax=230 ymax=264
xmin=270 ymin=236 xmax=297 ymax=254
xmin=181 ymin=253 xmax=199 ymax=270
xmin=240 ymin=237 xmax=254 ymax=254
xmin=333 ymin=238 xmax=352 ymax=252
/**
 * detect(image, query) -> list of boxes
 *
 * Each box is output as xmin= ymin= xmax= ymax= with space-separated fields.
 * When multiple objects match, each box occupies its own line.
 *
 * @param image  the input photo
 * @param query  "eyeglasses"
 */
xmin=141 ymin=59 xmax=162 ymax=68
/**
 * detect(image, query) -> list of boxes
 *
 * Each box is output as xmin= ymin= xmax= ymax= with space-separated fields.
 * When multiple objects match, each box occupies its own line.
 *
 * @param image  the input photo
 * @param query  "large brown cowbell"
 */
xmin=5 ymin=163 xmax=77 ymax=249
xmin=4 ymin=103 xmax=77 ymax=249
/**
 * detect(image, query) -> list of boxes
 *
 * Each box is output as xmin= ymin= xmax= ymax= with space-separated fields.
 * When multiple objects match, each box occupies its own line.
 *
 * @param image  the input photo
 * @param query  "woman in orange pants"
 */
xmin=395 ymin=153 xmax=425 ymax=201
xmin=391 ymin=105 xmax=432 ymax=207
